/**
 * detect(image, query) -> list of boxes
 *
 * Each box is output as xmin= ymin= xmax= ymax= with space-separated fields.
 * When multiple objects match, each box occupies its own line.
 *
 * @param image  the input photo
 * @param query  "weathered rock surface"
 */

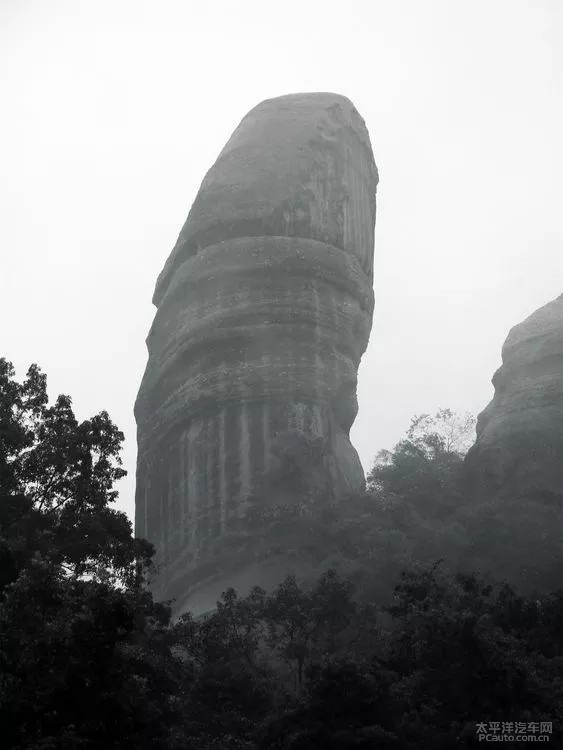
xmin=135 ymin=92 xmax=378 ymax=616
xmin=465 ymin=294 xmax=563 ymax=503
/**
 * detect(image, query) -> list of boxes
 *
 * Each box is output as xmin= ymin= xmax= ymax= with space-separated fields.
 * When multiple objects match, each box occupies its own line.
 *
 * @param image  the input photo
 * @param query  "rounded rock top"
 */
xmin=153 ymin=91 xmax=378 ymax=306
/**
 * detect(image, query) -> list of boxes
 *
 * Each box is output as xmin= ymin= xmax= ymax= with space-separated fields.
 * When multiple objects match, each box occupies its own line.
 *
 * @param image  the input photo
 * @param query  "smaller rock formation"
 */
xmin=465 ymin=293 xmax=563 ymax=504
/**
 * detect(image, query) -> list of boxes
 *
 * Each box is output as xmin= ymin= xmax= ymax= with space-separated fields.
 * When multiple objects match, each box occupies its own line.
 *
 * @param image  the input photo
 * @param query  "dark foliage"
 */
xmin=1 ymin=361 xmax=561 ymax=748
xmin=0 ymin=359 xmax=187 ymax=749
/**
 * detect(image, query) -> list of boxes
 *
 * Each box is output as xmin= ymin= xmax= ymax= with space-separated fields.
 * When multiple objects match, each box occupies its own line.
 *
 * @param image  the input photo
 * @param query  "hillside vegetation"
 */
xmin=1 ymin=360 xmax=561 ymax=749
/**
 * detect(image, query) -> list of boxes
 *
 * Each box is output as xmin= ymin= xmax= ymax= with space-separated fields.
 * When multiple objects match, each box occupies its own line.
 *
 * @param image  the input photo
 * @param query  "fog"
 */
xmin=1 ymin=0 xmax=561 ymax=524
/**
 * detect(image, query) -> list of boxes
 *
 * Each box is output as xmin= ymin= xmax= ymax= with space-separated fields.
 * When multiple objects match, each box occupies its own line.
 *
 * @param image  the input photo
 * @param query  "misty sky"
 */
xmin=1 ymin=0 xmax=561 ymax=525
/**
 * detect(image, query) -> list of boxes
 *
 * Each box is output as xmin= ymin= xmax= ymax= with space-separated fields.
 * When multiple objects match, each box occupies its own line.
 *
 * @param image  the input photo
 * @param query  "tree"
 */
xmin=384 ymin=565 xmax=563 ymax=747
xmin=256 ymin=658 xmax=402 ymax=749
xmin=262 ymin=570 xmax=356 ymax=693
xmin=0 ymin=358 xmax=154 ymax=590
xmin=259 ymin=410 xmax=478 ymax=607
xmin=367 ymin=409 xmax=475 ymax=518
xmin=0 ymin=359 xmax=189 ymax=749
xmin=3 ymin=364 xmax=559 ymax=749
xmin=255 ymin=565 xmax=562 ymax=749
xmin=171 ymin=587 xmax=275 ymax=747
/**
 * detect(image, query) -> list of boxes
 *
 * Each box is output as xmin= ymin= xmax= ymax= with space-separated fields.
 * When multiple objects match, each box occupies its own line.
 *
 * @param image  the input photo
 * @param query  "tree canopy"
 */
xmin=1 ymin=360 xmax=561 ymax=749
xmin=0 ymin=359 xmax=184 ymax=749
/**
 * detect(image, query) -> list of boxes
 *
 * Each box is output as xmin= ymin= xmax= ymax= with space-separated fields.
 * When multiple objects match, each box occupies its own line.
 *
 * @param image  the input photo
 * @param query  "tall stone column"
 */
xmin=135 ymin=92 xmax=378 ymax=616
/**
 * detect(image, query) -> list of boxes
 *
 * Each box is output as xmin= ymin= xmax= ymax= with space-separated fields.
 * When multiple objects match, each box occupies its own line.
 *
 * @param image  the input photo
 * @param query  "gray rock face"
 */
xmin=465 ymin=294 xmax=563 ymax=502
xmin=135 ymin=93 xmax=378 ymax=616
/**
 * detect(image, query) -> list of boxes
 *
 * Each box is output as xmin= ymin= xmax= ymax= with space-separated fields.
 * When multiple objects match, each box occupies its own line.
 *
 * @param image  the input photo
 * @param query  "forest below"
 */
xmin=1 ymin=358 xmax=561 ymax=749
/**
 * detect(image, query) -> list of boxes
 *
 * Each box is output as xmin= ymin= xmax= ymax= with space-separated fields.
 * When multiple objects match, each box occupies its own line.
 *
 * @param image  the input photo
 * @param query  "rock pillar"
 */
xmin=135 ymin=92 xmax=378 ymax=615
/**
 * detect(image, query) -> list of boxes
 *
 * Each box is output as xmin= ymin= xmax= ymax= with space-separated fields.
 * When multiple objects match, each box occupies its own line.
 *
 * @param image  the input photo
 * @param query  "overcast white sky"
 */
xmin=1 ymin=0 xmax=561 ymax=524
